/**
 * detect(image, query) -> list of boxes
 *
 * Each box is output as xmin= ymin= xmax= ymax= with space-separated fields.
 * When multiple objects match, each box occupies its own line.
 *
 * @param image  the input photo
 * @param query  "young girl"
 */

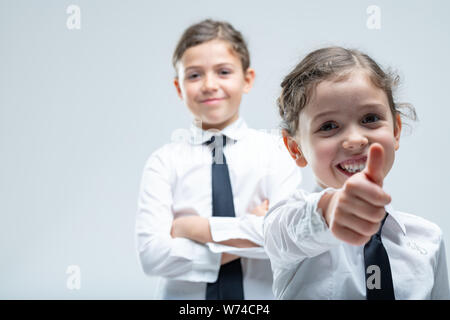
xmin=263 ymin=46 xmax=450 ymax=299
xmin=135 ymin=19 xmax=302 ymax=299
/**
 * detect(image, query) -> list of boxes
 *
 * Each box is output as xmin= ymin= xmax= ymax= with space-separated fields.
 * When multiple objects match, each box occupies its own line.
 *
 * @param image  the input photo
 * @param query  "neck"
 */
xmin=198 ymin=114 xmax=240 ymax=131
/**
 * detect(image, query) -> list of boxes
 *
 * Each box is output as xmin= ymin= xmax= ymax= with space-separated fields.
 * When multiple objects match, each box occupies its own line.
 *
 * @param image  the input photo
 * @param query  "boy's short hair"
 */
xmin=172 ymin=19 xmax=250 ymax=75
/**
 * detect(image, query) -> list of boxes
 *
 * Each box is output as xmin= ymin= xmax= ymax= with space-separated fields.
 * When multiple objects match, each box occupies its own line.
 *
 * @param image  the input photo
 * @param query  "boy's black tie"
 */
xmin=364 ymin=213 xmax=395 ymax=300
xmin=205 ymin=135 xmax=244 ymax=300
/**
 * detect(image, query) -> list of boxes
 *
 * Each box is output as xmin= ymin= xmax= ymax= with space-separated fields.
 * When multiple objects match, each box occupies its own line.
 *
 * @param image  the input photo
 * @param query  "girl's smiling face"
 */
xmin=295 ymin=69 xmax=402 ymax=189
xmin=174 ymin=39 xmax=254 ymax=131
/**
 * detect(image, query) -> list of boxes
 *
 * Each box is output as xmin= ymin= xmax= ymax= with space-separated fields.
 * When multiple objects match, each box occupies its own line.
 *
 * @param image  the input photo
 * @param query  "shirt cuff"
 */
xmin=209 ymin=215 xmax=264 ymax=245
xmin=206 ymin=242 xmax=268 ymax=259
xmin=169 ymin=237 xmax=222 ymax=282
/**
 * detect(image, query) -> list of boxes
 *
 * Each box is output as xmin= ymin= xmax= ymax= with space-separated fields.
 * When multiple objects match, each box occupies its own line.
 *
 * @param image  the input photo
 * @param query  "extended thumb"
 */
xmin=364 ymin=143 xmax=385 ymax=185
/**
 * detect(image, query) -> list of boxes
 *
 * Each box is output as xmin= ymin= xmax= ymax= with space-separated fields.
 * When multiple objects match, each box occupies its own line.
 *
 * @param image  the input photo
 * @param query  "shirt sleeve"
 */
xmin=135 ymin=147 xmax=221 ymax=283
xmin=208 ymin=215 xmax=267 ymax=258
xmin=263 ymin=188 xmax=341 ymax=270
xmin=207 ymin=134 xmax=304 ymax=259
xmin=431 ymin=236 xmax=450 ymax=299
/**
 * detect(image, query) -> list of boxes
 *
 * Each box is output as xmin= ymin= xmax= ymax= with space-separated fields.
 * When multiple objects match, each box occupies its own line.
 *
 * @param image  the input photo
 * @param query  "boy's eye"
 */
xmin=319 ymin=122 xmax=338 ymax=132
xmin=362 ymin=114 xmax=380 ymax=124
xmin=186 ymin=72 xmax=200 ymax=80
xmin=219 ymin=69 xmax=231 ymax=76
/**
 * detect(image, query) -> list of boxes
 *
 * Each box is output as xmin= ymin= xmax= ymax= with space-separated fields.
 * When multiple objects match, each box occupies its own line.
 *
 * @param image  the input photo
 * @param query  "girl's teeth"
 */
xmin=340 ymin=162 xmax=365 ymax=173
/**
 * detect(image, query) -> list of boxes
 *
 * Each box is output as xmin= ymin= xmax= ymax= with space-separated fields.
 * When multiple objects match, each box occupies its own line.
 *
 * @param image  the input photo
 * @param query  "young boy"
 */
xmin=135 ymin=19 xmax=302 ymax=299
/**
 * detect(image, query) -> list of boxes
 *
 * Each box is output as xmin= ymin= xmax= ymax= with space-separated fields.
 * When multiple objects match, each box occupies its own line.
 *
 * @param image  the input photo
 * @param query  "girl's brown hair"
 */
xmin=172 ymin=19 xmax=250 ymax=76
xmin=278 ymin=46 xmax=416 ymax=137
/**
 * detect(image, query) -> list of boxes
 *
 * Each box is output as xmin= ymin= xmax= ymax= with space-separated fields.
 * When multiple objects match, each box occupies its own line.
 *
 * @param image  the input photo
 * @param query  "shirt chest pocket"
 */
xmin=391 ymin=248 xmax=435 ymax=299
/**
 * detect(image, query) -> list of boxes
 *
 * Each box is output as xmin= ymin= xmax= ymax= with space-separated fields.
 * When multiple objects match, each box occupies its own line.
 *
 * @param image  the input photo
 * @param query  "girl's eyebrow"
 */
xmin=311 ymin=110 xmax=338 ymax=123
xmin=312 ymin=103 xmax=387 ymax=123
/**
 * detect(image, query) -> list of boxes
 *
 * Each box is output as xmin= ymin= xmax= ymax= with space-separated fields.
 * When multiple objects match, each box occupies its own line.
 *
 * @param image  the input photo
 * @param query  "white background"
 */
xmin=1 ymin=0 xmax=449 ymax=298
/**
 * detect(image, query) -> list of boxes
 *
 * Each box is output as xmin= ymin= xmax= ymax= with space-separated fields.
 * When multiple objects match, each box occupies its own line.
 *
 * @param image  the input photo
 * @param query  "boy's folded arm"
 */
xmin=135 ymin=151 xmax=221 ymax=283
xmin=137 ymin=233 xmax=221 ymax=282
xmin=208 ymin=214 xmax=264 ymax=246
xmin=208 ymin=215 xmax=268 ymax=259
xmin=263 ymin=188 xmax=341 ymax=269
xmin=206 ymin=140 xmax=305 ymax=253
xmin=172 ymin=215 xmax=267 ymax=259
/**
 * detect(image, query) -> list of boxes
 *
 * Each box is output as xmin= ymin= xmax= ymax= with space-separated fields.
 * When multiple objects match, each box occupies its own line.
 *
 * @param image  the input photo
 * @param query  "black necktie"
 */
xmin=364 ymin=213 xmax=395 ymax=300
xmin=205 ymin=135 xmax=244 ymax=300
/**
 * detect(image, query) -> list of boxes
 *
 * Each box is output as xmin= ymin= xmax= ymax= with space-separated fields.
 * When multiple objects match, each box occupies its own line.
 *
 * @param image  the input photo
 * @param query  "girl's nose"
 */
xmin=342 ymin=128 xmax=368 ymax=150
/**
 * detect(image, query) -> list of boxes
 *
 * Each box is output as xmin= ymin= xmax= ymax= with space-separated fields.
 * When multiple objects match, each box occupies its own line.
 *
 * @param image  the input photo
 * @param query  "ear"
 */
xmin=393 ymin=113 xmax=402 ymax=151
xmin=173 ymin=77 xmax=183 ymax=100
xmin=281 ymin=129 xmax=308 ymax=167
xmin=242 ymin=68 xmax=255 ymax=94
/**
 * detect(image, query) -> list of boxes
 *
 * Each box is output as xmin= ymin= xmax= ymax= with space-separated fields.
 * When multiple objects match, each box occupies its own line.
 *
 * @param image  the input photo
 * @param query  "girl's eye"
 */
xmin=362 ymin=114 xmax=380 ymax=124
xmin=319 ymin=122 xmax=338 ymax=132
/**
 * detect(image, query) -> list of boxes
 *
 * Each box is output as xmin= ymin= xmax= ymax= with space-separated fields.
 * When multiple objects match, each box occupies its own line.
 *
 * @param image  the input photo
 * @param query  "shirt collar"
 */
xmin=189 ymin=116 xmax=249 ymax=145
xmin=313 ymin=184 xmax=406 ymax=236
xmin=385 ymin=203 xmax=407 ymax=235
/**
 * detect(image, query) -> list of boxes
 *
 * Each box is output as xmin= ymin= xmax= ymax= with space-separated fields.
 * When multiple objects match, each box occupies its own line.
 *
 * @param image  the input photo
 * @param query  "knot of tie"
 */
xmin=375 ymin=213 xmax=389 ymax=239
xmin=206 ymin=135 xmax=227 ymax=164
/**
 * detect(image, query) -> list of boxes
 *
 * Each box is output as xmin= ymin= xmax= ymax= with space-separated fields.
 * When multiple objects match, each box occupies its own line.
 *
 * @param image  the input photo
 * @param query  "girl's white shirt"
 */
xmin=263 ymin=186 xmax=450 ymax=299
xmin=136 ymin=117 xmax=302 ymax=299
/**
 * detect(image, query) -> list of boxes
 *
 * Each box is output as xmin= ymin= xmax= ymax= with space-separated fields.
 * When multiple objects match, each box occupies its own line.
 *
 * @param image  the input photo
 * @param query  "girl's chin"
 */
xmin=319 ymin=174 xmax=346 ymax=189
xmin=316 ymin=177 xmax=343 ymax=190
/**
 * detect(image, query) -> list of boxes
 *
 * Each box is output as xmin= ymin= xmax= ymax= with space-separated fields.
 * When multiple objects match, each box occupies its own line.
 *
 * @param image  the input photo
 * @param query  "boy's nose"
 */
xmin=202 ymin=75 xmax=219 ymax=92
xmin=342 ymin=128 xmax=368 ymax=150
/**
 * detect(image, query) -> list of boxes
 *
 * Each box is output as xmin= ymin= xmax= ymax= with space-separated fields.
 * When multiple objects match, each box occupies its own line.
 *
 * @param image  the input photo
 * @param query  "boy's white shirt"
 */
xmin=263 ymin=185 xmax=450 ymax=299
xmin=135 ymin=117 xmax=302 ymax=299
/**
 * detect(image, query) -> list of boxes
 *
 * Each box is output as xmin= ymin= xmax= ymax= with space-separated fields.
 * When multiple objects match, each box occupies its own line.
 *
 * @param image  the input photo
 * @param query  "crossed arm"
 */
xmin=170 ymin=200 xmax=269 ymax=264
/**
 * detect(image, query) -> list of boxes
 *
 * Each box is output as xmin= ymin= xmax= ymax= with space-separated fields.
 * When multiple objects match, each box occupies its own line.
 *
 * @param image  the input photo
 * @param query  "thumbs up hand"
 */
xmin=319 ymin=143 xmax=391 ymax=246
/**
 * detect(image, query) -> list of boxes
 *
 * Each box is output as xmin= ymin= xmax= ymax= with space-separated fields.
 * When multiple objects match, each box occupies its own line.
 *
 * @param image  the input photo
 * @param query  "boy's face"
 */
xmin=289 ymin=70 xmax=402 ymax=189
xmin=174 ymin=39 xmax=255 ymax=131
